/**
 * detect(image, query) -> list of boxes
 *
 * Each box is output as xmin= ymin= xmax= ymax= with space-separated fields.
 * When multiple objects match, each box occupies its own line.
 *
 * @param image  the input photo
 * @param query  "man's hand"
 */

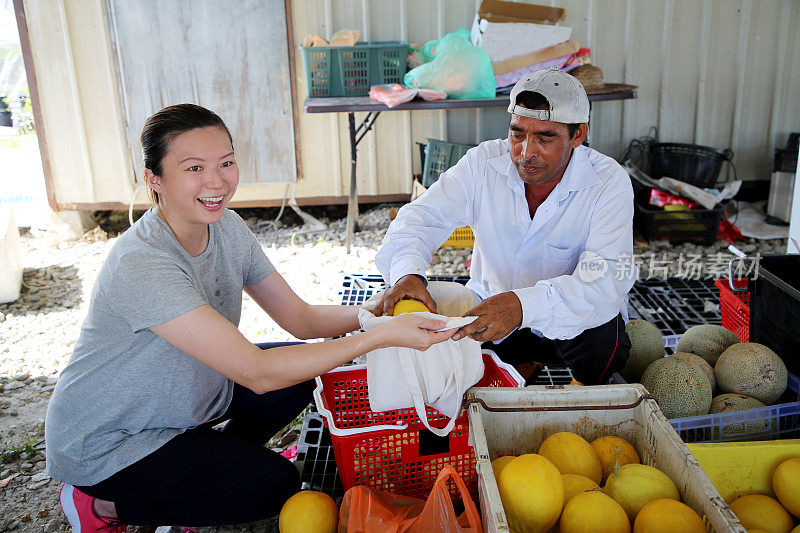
xmin=452 ymin=291 xmax=522 ymax=342
xmin=375 ymin=274 xmax=438 ymax=317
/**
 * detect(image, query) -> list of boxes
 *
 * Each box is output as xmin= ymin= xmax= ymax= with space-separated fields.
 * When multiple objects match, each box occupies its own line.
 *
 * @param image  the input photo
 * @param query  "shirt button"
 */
xmin=519 ymin=271 xmax=524 ymax=275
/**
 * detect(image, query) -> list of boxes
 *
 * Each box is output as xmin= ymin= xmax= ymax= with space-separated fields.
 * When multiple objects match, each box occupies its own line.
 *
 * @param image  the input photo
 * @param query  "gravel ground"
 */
xmin=0 ymin=203 xmax=788 ymax=532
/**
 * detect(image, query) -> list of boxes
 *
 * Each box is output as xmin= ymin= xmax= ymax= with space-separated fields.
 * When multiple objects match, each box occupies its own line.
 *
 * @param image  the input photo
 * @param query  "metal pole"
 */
xmin=345 ymin=112 xmax=358 ymax=253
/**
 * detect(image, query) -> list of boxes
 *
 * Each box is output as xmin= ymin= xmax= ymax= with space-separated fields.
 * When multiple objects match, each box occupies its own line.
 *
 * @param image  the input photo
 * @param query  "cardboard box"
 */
xmin=493 ymin=39 xmax=579 ymax=76
xmin=473 ymin=0 xmax=564 ymax=24
xmin=470 ymin=0 xmax=571 ymax=64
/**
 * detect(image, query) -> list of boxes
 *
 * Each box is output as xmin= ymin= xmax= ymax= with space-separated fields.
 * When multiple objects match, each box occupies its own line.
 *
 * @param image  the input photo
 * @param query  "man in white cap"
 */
xmin=375 ymin=68 xmax=636 ymax=384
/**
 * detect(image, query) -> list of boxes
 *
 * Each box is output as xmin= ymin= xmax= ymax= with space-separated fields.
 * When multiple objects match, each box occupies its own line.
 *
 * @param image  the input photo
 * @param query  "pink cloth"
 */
xmin=369 ymin=84 xmax=448 ymax=108
xmin=280 ymin=444 xmax=298 ymax=461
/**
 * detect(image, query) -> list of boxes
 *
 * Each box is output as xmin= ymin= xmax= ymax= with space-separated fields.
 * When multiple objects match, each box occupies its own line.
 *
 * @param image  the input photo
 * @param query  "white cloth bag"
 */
xmin=362 ymin=282 xmax=485 ymax=437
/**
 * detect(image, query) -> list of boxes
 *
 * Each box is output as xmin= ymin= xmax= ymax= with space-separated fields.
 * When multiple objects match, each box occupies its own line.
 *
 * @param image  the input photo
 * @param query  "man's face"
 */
xmin=508 ymin=113 xmax=586 ymax=185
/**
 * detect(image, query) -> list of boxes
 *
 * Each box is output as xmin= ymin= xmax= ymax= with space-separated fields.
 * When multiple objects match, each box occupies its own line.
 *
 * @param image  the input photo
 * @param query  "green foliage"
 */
xmin=0 ymin=436 xmax=37 ymax=462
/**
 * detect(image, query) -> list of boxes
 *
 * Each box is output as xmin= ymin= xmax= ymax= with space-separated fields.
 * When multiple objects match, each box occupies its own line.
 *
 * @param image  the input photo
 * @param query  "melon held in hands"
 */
xmin=392 ymin=299 xmax=430 ymax=315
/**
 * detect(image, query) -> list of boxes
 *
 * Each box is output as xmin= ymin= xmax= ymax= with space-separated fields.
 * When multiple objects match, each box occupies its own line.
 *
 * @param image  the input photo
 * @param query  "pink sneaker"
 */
xmin=60 ymin=483 xmax=127 ymax=532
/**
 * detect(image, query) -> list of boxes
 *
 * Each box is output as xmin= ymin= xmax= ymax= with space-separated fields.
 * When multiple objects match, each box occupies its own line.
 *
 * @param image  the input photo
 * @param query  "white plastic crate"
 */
xmin=466 ymin=385 xmax=745 ymax=533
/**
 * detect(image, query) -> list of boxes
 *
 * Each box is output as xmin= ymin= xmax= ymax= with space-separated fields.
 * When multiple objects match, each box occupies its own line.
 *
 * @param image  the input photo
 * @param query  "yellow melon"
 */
xmin=632 ymin=498 xmax=706 ymax=533
xmin=792 ymin=526 xmax=800 ymax=533
xmin=562 ymin=474 xmax=601 ymax=504
xmin=278 ymin=490 xmax=338 ymax=533
xmin=498 ymin=454 xmax=564 ymax=533
xmin=590 ymin=435 xmax=641 ymax=483
xmin=392 ymin=299 xmax=430 ymax=315
xmin=492 ymin=455 xmax=516 ymax=483
xmin=772 ymin=457 xmax=800 ymax=518
xmin=538 ymin=432 xmax=602 ymax=484
xmin=560 ymin=490 xmax=630 ymax=533
xmin=602 ymin=463 xmax=679 ymax=521
xmin=729 ymin=495 xmax=793 ymax=533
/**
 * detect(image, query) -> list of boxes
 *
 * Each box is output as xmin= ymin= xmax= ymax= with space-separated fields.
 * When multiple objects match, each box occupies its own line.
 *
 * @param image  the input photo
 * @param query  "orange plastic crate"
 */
xmin=715 ymin=278 xmax=749 ymax=341
xmin=313 ymin=351 xmax=522 ymax=499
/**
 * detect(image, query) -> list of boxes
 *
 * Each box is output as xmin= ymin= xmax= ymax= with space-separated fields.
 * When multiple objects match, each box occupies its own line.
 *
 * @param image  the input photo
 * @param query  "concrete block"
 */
xmin=0 ymin=208 xmax=22 ymax=303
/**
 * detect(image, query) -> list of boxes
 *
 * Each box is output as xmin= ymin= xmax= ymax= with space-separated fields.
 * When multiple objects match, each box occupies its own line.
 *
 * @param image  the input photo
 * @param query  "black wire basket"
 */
xmin=650 ymin=143 xmax=733 ymax=188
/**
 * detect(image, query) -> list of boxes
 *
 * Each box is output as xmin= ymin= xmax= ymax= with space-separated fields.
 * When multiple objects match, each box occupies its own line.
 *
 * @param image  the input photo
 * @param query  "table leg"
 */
xmin=344 ymin=110 xmax=381 ymax=253
xmin=345 ymin=112 xmax=358 ymax=253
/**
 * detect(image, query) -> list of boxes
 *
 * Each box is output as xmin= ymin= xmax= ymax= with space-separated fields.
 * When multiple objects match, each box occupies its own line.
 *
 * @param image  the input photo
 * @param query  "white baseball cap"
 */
xmin=507 ymin=68 xmax=590 ymax=124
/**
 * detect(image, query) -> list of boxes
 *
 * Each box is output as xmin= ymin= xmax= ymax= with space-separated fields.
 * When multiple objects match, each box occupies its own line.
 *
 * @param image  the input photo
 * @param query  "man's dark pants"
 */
xmin=482 ymin=314 xmax=631 ymax=385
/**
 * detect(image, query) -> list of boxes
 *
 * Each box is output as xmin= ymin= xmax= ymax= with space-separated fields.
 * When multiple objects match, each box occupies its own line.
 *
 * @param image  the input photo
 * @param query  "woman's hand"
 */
xmin=370 ymin=313 xmax=457 ymax=351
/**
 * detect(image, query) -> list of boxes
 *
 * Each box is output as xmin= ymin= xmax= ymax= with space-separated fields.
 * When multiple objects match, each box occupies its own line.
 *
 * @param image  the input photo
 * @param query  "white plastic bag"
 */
xmin=362 ymin=282 xmax=484 ymax=437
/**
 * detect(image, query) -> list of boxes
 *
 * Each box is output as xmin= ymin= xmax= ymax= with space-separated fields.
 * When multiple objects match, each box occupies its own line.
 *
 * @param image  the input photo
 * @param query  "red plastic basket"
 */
xmin=715 ymin=278 xmax=750 ymax=341
xmin=313 ymin=351 xmax=523 ymax=499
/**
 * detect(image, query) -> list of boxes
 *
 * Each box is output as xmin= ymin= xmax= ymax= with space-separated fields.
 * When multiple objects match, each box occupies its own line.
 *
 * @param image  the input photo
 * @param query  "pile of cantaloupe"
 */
xmin=621 ymin=321 xmax=789 ymax=433
xmin=492 ymin=431 xmax=706 ymax=533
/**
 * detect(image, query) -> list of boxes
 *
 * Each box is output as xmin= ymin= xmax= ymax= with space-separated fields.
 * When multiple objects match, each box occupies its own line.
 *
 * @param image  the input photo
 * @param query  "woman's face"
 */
xmin=148 ymin=126 xmax=238 ymax=227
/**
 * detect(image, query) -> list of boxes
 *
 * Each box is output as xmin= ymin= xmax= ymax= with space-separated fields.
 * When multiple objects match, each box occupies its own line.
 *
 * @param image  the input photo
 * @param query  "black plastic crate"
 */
xmin=626 ymin=278 xmax=721 ymax=335
xmin=650 ymin=142 xmax=732 ymax=188
xmin=634 ymin=202 xmax=723 ymax=245
xmin=295 ymin=411 xmax=344 ymax=500
xmin=750 ymin=255 xmax=800 ymax=376
xmin=341 ymin=275 xmax=720 ymax=338
xmin=774 ymin=148 xmax=798 ymax=173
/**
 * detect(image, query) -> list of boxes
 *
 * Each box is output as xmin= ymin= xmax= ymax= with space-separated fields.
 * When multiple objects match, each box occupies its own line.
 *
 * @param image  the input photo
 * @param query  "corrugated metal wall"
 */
xmin=20 ymin=0 xmax=799 ymax=209
xmin=292 ymin=0 xmax=800 ymax=191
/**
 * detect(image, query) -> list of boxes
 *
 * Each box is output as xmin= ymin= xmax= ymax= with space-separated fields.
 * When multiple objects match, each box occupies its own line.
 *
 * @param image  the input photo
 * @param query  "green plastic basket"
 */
xmin=421 ymin=138 xmax=476 ymax=188
xmin=300 ymin=41 xmax=408 ymax=98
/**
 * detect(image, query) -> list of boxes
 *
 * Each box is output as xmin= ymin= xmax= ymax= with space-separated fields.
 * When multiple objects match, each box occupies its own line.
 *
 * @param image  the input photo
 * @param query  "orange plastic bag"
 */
xmin=338 ymin=465 xmax=481 ymax=533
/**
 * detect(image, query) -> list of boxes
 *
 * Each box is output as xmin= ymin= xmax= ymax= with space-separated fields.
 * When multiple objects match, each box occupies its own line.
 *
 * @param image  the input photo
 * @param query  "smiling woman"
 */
xmin=43 ymin=104 xmax=457 ymax=530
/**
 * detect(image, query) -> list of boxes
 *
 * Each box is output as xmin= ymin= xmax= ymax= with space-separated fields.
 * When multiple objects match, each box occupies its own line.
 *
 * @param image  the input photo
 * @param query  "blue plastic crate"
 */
xmin=670 ymin=373 xmax=800 ymax=443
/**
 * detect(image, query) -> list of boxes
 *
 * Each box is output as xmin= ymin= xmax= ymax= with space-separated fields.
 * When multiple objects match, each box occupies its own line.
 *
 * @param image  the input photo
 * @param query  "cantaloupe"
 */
xmin=590 ymin=435 xmax=640 ymax=483
xmin=538 ymin=432 xmax=603 ymax=484
xmin=676 ymin=324 xmax=740 ymax=365
xmin=772 ymin=457 xmax=800 ymax=518
xmin=560 ymin=490 xmax=630 ymax=533
xmin=279 ymin=490 xmax=338 ymax=533
xmin=709 ymin=393 xmax=768 ymax=436
xmin=562 ymin=474 xmax=601 ymax=504
xmin=619 ymin=319 xmax=665 ymax=382
xmin=603 ymin=463 xmax=680 ymax=522
xmin=498 ymin=454 xmax=564 ymax=533
xmin=714 ymin=343 xmax=788 ymax=404
xmin=670 ymin=351 xmax=716 ymax=393
xmin=729 ymin=494 xmax=793 ymax=533
xmin=640 ymin=358 xmax=712 ymax=418
xmin=632 ymin=499 xmax=706 ymax=533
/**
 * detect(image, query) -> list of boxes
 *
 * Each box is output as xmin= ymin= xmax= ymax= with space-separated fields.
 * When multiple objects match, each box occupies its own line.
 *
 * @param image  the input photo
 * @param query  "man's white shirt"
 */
xmin=376 ymin=140 xmax=637 ymax=340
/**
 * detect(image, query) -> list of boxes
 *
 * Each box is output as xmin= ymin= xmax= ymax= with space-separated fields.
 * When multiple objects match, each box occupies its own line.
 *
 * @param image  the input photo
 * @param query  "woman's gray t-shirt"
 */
xmin=45 ymin=207 xmax=275 ymax=486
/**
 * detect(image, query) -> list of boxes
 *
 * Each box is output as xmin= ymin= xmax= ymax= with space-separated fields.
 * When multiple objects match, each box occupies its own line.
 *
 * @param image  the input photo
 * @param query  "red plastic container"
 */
xmin=715 ymin=278 xmax=750 ymax=341
xmin=313 ymin=351 xmax=523 ymax=499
